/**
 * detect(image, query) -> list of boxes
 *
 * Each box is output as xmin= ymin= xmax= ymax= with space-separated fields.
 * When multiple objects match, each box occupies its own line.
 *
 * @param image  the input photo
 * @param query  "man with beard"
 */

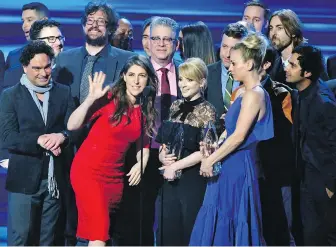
xmin=52 ymin=2 xmax=133 ymax=245
xmin=267 ymin=9 xmax=329 ymax=84
xmin=110 ymin=18 xmax=134 ymax=51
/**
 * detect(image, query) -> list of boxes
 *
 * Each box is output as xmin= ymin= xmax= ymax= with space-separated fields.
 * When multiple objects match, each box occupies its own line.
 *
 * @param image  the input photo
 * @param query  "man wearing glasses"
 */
xmin=30 ymin=19 xmax=65 ymax=57
xmin=52 ymin=1 xmax=133 ymax=245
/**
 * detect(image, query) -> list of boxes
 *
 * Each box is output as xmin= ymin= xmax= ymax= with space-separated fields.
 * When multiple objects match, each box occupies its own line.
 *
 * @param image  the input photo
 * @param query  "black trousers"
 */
xmin=155 ymin=170 xmax=206 ymax=246
xmin=7 ymin=179 xmax=60 ymax=246
xmin=113 ymin=147 xmax=162 ymax=246
xmin=301 ymin=172 xmax=336 ymax=246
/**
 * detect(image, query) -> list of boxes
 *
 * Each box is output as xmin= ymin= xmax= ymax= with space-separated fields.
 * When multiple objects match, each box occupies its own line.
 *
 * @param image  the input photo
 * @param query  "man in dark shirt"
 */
xmin=286 ymin=44 xmax=336 ymax=245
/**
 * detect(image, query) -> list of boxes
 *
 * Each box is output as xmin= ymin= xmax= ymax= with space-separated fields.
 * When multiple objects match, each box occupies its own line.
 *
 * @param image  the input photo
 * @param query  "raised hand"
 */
xmin=87 ymin=71 xmax=110 ymax=101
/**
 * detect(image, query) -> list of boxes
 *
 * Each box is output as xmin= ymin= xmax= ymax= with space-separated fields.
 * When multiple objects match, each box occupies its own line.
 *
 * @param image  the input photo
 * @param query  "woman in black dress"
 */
xmin=155 ymin=57 xmax=216 ymax=246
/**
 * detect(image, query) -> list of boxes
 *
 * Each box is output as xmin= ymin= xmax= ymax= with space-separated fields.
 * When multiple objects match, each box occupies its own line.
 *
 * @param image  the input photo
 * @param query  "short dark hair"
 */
xmin=30 ymin=19 xmax=61 ymax=40
xmin=142 ymin=16 xmax=159 ymax=33
xmin=263 ymin=45 xmax=277 ymax=73
xmin=223 ymin=22 xmax=248 ymax=39
xmin=20 ymin=40 xmax=54 ymax=66
xmin=244 ymin=0 xmax=270 ymax=20
xmin=292 ymin=44 xmax=324 ymax=82
xmin=22 ymin=2 xmax=49 ymax=18
xmin=81 ymin=1 xmax=119 ymax=35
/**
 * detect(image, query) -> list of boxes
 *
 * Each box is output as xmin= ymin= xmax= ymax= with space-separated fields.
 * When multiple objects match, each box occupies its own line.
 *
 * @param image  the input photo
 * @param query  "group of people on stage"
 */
xmin=0 ymin=0 xmax=336 ymax=246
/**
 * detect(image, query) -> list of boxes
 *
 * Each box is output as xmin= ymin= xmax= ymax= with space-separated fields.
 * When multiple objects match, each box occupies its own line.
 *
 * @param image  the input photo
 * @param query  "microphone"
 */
xmin=135 ymin=85 xmax=156 ymax=104
xmin=141 ymin=85 xmax=155 ymax=98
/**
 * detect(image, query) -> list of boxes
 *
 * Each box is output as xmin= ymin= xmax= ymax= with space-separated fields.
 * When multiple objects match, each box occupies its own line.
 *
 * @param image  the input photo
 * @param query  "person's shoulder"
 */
xmin=59 ymin=46 xmax=83 ymax=57
xmin=108 ymin=45 xmax=134 ymax=58
xmin=207 ymin=61 xmax=221 ymax=71
xmin=202 ymin=100 xmax=217 ymax=113
xmin=0 ymin=83 xmax=21 ymax=99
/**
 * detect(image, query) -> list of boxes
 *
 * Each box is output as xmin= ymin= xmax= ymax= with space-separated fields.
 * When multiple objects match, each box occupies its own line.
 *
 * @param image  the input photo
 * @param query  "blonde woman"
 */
xmin=156 ymin=58 xmax=216 ymax=246
xmin=190 ymin=33 xmax=274 ymax=246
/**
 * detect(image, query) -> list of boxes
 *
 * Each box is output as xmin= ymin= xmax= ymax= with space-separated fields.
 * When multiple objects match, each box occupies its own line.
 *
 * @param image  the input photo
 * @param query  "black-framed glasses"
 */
xmin=150 ymin=36 xmax=176 ymax=45
xmin=86 ymin=18 xmax=107 ymax=27
xmin=38 ymin=36 xmax=65 ymax=43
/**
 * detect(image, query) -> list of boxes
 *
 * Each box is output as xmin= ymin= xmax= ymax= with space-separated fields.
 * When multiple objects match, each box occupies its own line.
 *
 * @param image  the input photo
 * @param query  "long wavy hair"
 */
xmin=109 ymin=55 xmax=158 ymax=136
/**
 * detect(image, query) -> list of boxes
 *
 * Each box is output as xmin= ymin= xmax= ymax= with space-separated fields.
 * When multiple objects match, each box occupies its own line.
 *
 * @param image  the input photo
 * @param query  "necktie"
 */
xmin=159 ymin=67 xmax=171 ymax=121
xmin=223 ymin=72 xmax=234 ymax=112
xmin=80 ymin=56 xmax=97 ymax=104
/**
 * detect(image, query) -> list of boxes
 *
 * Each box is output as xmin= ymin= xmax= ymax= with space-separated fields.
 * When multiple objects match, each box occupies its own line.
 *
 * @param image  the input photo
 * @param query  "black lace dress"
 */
xmin=155 ymin=97 xmax=216 ymax=246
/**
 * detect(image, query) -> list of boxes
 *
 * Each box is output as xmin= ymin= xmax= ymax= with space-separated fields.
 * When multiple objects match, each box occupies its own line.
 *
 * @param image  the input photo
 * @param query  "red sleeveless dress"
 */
xmin=70 ymin=100 xmax=148 ymax=241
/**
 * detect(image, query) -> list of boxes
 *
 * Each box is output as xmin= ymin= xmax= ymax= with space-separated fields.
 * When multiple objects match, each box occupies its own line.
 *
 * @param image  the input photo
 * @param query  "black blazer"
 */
xmin=0 ymin=50 xmax=4 ymax=90
xmin=205 ymin=61 xmax=223 ymax=119
xmin=3 ymin=47 xmax=24 ymax=92
xmin=53 ymin=45 xmax=134 ymax=107
xmin=292 ymin=81 xmax=336 ymax=192
xmin=327 ymin=54 xmax=336 ymax=80
xmin=0 ymin=83 xmax=76 ymax=194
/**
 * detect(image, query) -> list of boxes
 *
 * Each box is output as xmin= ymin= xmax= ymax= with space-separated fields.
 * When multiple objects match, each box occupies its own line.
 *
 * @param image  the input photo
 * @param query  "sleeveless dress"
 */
xmin=190 ymin=86 xmax=274 ymax=246
xmin=70 ymin=100 xmax=148 ymax=241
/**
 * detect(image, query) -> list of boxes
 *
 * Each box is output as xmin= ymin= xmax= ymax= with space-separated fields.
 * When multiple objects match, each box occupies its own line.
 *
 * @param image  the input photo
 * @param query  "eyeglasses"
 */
xmin=150 ymin=36 xmax=176 ymax=45
xmin=86 ymin=18 xmax=107 ymax=27
xmin=38 ymin=36 xmax=65 ymax=43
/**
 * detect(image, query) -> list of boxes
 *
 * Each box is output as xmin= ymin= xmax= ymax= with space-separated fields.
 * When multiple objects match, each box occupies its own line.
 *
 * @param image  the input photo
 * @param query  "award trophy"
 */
xmin=202 ymin=121 xmax=222 ymax=176
xmin=160 ymin=123 xmax=184 ymax=179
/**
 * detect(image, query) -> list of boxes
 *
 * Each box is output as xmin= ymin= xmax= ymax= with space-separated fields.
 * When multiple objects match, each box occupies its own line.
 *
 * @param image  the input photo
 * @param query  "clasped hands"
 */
xmin=37 ymin=133 xmax=66 ymax=156
xmin=158 ymin=144 xmax=178 ymax=181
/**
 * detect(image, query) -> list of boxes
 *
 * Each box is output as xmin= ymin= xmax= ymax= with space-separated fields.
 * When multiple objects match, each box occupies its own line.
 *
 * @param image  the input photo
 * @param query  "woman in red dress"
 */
xmin=68 ymin=55 xmax=158 ymax=246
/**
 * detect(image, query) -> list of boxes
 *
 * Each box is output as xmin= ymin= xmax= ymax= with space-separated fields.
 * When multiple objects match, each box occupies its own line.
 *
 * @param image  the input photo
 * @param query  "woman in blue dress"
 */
xmin=190 ymin=33 xmax=274 ymax=246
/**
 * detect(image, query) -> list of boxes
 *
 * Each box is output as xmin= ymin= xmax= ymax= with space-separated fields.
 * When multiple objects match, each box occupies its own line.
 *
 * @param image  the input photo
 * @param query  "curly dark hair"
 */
xmin=109 ymin=55 xmax=158 ymax=137
xmin=30 ymin=19 xmax=61 ymax=40
xmin=223 ymin=22 xmax=248 ymax=39
xmin=293 ymin=44 xmax=324 ymax=82
xmin=81 ymin=1 xmax=119 ymax=35
xmin=20 ymin=40 xmax=54 ymax=66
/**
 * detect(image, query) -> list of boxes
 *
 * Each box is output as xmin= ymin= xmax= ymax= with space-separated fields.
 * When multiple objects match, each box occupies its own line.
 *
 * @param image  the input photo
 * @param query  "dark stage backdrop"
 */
xmin=0 ymin=0 xmax=335 ymax=58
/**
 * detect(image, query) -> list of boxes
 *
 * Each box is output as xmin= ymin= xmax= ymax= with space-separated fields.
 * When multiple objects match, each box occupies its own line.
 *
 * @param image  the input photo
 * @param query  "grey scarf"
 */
xmin=20 ymin=74 xmax=59 ymax=199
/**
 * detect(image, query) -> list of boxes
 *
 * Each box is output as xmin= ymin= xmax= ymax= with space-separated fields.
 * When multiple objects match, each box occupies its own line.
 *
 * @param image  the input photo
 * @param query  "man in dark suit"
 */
xmin=3 ymin=2 xmax=49 ymax=91
xmin=257 ymin=45 xmax=297 ymax=246
xmin=327 ymin=54 xmax=336 ymax=79
xmin=0 ymin=41 xmax=75 ymax=246
xmin=52 ymin=2 xmax=133 ymax=245
xmin=286 ymin=44 xmax=336 ymax=245
xmin=206 ymin=22 xmax=247 ymax=132
xmin=0 ymin=50 xmax=4 ymax=91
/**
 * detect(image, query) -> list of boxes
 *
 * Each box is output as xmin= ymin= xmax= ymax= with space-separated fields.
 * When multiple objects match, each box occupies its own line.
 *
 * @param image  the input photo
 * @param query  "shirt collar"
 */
xmin=82 ymin=44 xmax=109 ymax=58
xmin=299 ymin=81 xmax=316 ymax=99
xmin=151 ymin=58 xmax=175 ymax=73
xmin=221 ymin=62 xmax=228 ymax=74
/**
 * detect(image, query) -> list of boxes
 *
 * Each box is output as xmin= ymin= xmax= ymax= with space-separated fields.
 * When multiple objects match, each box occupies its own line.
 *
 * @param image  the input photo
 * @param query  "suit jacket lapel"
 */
xmin=46 ymin=86 xmax=57 ymax=129
xmin=72 ymin=48 xmax=86 ymax=100
xmin=20 ymin=85 xmax=45 ymax=126
xmin=105 ymin=46 xmax=118 ymax=85
xmin=174 ymin=62 xmax=182 ymax=99
xmin=213 ymin=62 xmax=225 ymax=114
